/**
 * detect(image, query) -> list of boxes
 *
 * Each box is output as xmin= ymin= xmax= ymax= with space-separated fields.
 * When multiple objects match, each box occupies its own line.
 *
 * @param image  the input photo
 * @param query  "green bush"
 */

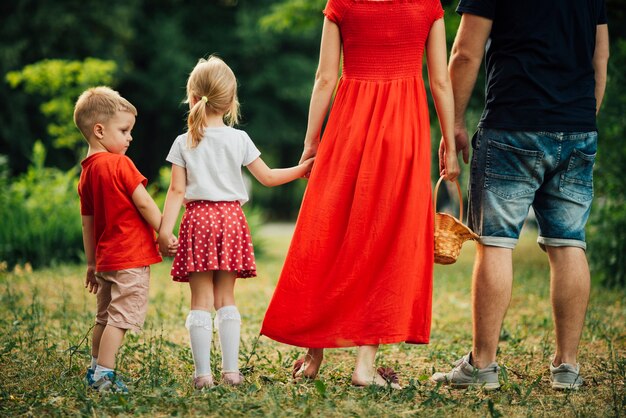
xmin=588 ymin=38 xmax=626 ymax=288
xmin=0 ymin=142 xmax=82 ymax=268
xmin=0 ymin=147 xmax=266 ymax=269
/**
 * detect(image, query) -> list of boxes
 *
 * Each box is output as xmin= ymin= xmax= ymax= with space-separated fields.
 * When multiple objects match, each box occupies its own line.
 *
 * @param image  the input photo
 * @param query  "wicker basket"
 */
xmin=434 ymin=176 xmax=479 ymax=265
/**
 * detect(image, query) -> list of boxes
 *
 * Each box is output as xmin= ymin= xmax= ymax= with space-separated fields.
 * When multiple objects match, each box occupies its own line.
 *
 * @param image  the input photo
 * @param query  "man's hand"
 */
xmin=454 ymin=125 xmax=470 ymax=164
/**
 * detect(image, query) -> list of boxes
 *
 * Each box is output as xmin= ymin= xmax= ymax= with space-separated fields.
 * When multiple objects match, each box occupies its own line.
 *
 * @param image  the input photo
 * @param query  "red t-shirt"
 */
xmin=78 ymin=153 xmax=162 ymax=271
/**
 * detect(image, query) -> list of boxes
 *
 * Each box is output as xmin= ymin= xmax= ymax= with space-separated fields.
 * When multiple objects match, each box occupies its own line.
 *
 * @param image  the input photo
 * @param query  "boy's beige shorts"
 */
xmin=95 ymin=266 xmax=150 ymax=332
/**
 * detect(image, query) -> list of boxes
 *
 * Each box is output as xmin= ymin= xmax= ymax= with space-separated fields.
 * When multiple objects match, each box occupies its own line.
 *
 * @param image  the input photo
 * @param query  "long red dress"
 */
xmin=261 ymin=0 xmax=444 ymax=348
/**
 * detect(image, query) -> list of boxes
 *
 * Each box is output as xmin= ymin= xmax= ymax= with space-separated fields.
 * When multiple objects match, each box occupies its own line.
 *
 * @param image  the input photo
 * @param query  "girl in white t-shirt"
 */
xmin=158 ymin=56 xmax=314 ymax=389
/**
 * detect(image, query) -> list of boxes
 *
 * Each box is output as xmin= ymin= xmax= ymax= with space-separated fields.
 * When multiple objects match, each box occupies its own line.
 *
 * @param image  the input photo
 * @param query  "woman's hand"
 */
xmin=299 ymin=140 xmax=320 ymax=177
xmin=299 ymin=140 xmax=319 ymax=164
xmin=439 ymin=137 xmax=460 ymax=181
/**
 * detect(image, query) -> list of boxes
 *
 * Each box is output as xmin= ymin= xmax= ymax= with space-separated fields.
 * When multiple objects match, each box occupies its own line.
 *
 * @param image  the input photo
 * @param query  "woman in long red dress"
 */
xmin=261 ymin=0 xmax=459 ymax=387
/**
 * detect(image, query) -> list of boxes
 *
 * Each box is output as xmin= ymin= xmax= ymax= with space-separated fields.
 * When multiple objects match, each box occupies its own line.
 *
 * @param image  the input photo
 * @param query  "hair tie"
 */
xmin=201 ymin=96 xmax=208 ymax=104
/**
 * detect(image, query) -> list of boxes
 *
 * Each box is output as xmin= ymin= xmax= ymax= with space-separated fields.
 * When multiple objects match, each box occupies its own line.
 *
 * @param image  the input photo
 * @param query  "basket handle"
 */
xmin=434 ymin=176 xmax=463 ymax=222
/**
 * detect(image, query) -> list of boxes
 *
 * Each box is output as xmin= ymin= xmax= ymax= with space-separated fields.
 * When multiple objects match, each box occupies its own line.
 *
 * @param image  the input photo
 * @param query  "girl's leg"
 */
xmin=187 ymin=272 xmax=215 ymax=388
xmin=213 ymin=271 xmax=243 ymax=384
xmin=213 ymin=270 xmax=243 ymax=385
xmin=352 ymin=345 xmax=401 ymax=389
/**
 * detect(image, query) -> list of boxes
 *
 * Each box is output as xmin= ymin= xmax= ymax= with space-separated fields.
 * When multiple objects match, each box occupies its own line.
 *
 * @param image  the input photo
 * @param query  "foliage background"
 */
xmin=0 ymin=0 xmax=624 ymax=285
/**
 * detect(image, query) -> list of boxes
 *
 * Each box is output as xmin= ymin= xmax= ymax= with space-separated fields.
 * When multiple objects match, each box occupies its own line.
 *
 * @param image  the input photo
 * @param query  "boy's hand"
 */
xmin=85 ymin=266 xmax=98 ymax=294
xmin=167 ymin=236 xmax=179 ymax=257
xmin=158 ymin=234 xmax=178 ymax=257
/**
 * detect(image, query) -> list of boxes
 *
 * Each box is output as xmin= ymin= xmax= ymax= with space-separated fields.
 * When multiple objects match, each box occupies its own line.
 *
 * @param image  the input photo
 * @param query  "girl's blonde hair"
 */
xmin=186 ymin=56 xmax=240 ymax=148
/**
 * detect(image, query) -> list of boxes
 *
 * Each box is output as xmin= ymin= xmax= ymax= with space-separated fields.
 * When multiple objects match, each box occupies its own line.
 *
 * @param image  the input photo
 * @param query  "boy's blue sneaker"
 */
xmin=90 ymin=371 xmax=129 ymax=393
xmin=85 ymin=368 xmax=95 ymax=386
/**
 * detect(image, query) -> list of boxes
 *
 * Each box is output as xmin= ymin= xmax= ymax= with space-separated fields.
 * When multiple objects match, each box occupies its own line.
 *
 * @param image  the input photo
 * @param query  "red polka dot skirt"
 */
xmin=171 ymin=200 xmax=256 ymax=281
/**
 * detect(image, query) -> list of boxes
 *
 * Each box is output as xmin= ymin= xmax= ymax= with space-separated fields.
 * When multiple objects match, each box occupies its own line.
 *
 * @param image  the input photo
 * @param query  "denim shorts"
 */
xmin=468 ymin=128 xmax=597 ymax=250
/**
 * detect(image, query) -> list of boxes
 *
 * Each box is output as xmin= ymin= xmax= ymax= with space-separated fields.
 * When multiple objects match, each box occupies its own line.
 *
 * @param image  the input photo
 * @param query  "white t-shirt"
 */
xmin=166 ymin=127 xmax=261 ymax=205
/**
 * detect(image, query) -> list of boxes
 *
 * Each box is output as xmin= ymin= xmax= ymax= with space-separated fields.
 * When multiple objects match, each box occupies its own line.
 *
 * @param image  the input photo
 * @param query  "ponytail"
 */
xmin=187 ymin=99 xmax=209 ymax=148
xmin=185 ymin=56 xmax=240 ymax=148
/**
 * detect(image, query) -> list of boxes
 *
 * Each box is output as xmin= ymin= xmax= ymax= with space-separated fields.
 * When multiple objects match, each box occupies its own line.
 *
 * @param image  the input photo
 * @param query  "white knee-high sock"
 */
xmin=215 ymin=305 xmax=241 ymax=373
xmin=186 ymin=310 xmax=213 ymax=378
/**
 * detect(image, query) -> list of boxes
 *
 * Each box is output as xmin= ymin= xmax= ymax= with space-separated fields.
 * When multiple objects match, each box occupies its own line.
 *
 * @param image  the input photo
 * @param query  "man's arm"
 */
xmin=448 ymin=13 xmax=492 ymax=163
xmin=593 ymin=24 xmax=609 ymax=115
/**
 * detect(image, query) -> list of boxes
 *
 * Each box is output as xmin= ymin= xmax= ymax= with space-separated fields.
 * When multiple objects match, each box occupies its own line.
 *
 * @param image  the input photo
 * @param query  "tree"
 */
xmin=6 ymin=58 xmax=118 ymax=160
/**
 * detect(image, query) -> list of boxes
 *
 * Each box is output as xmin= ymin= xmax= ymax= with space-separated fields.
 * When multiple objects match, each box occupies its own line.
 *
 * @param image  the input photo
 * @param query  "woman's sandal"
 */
xmin=377 ymin=367 xmax=401 ymax=389
xmin=292 ymin=358 xmax=319 ymax=381
xmin=221 ymin=371 xmax=245 ymax=386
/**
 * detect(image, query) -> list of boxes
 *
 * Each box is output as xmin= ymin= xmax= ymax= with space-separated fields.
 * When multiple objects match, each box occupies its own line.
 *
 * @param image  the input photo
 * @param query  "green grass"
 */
xmin=0 ymin=223 xmax=624 ymax=417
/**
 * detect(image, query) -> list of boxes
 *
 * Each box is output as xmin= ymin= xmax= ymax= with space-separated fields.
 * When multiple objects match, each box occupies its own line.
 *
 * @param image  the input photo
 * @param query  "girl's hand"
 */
xmin=300 ymin=156 xmax=316 ymax=178
xmin=439 ymin=138 xmax=460 ymax=181
xmin=85 ymin=265 xmax=98 ymax=294
xmin=167 ymin=236 xmax=179 ymax=257
xmin=158 ymin=234 xmax=178 ymax=257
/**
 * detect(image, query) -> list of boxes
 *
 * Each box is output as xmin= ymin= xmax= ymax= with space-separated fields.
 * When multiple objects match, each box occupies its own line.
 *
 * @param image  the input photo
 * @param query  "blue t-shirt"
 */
xmin=457 ymin=0 xmax=608 ymax=132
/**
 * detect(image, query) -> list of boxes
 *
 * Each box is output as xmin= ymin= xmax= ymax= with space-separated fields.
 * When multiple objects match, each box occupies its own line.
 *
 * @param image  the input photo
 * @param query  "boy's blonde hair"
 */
xmin=73 ymin=86 xmax=137 ymax=141
xmin=186 ymin=56 xmax=240 ymax=148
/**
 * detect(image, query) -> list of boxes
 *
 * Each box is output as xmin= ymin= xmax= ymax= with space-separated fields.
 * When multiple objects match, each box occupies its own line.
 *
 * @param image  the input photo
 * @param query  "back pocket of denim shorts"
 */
xmin=485 ymin=140 xmax=543 ymax=199
xmin=560 ymin=148 xmax=595 ymax=203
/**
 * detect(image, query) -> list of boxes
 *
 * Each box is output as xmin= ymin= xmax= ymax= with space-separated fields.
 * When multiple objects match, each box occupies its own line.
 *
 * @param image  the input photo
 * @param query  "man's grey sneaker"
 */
xmin=550 ymin=363 xmax=583 ymax=390
xmin=431 ymin=352 xmax=500 ymax=390
xmin=90 ymin=371 xmax=129 ymax=393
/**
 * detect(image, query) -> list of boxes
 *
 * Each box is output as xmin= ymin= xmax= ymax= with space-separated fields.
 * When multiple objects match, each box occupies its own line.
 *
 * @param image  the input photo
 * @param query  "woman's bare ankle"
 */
xmin=303 ymin=348 xmax=324 ymax=377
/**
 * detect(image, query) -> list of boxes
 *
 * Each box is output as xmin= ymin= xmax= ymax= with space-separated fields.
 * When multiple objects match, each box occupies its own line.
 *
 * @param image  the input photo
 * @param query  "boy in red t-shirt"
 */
xmin=74 ymin=86 xmax=169 ymax=393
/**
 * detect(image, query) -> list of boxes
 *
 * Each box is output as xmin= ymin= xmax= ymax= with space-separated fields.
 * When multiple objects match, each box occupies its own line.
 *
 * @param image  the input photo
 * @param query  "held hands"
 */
xmin=301 ymin=156 xmax=316 ymax=177
xmin=299 ymin=140 xmax=319 ymax=178
xmin=85 ymin=265 xmax=98 ymax=294
xmin=438 ymin=137 xmax=461 ymax=182
xmin=158 ymin=234 xmax=179 ymax=257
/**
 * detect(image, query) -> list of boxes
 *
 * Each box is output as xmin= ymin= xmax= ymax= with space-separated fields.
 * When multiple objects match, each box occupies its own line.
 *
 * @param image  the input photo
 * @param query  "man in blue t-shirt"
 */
xmin=432 ymin=0 xmax=609 ymax=391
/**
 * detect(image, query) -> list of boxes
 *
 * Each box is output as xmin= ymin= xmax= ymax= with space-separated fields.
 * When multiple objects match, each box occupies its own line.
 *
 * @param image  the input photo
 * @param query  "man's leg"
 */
xmin=430 ymin=243 xmax=507 ymax=389
xmin=546 ymin=246 xmax=590 ymax=366
xmin=471 ymin=244 xmax=513 ymax=368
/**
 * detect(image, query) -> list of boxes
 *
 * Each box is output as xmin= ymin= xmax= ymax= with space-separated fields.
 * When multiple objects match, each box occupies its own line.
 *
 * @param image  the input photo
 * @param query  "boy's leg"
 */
xmin=92 ymin=267 xmax=149 ymax=385
xmin=92 ymin=324 xmax=105 ymax=359
xmin=96 ymin=326 xmax=127 ymax=369
xmin=213 ymin=271 xmax=243 ymax=384
xmin=89 ymin=273 xmax=111 ymax=381
xmin=188 ymin=272 xmax=215 ymax=387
